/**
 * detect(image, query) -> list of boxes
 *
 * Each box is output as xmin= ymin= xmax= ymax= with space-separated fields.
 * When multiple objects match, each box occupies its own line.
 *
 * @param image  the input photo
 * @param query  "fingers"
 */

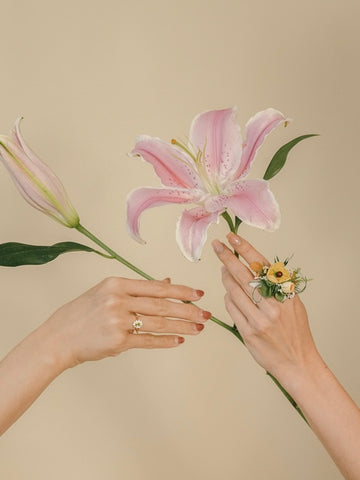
xmin=133 ymin=315 xmax=205 ymax=335
xmin=112 ymin=277 xmax=205 ymax=302
xmin=221 ymin=268 xmax=261 ymax=325
xmin=127 ymin=333 xmax=185 ymax=349
xmin=224 ymin=294 xmax=253 ymax=340
xmin=212 ymin=239 xmax=255 ymax=297
xmin=129 ymin=296 xmax=211 ymax=323
xmin=226 ymin=233 xmax=270 ymax=267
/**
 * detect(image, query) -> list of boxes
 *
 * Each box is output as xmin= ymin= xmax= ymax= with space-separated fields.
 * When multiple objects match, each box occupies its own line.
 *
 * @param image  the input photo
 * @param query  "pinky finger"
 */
xmin=128 ymin=333 xmax=185 ymax=350
xmin=224 ymin=294 xmax=253 ymax=340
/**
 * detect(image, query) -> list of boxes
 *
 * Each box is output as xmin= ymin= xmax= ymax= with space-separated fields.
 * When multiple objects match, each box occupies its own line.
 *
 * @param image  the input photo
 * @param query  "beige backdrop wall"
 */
xmin=0 ymin=1 xmax=358 ymax=479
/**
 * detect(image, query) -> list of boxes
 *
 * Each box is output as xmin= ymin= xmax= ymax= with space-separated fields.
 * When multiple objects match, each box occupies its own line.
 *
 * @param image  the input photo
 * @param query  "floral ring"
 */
xmin=248 ymin=257 xmax=309 ymax=303
xmin=132 ymin=314 xmax=143 ymax=334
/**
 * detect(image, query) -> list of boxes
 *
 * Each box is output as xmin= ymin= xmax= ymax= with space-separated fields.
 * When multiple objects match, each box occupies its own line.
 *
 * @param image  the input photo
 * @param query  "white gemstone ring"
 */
xmin=132 ymin=315 xmax=143 ymax=334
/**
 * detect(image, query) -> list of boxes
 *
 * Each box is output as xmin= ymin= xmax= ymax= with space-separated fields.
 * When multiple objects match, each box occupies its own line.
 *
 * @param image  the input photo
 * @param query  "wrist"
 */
xmin=270 ymin=350 xmax=329 ymax=400
xmin=28 ymin=318 xmax=72 ymax=376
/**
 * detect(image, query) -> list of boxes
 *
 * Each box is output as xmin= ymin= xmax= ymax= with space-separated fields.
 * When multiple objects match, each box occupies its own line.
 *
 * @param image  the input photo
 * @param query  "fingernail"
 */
xmin=201 ymin=310 xmax=212 ymax=320
xmin=212 ymin=240 xmax=224 ymax=254
xmin=162 ymin=277 xmax=171 ymax=283
xmin=196 ymin=323 xmax=205 ymax=332
xmin=178 ymin=337 xmax=185 ymax=344
xmin=227 ymin=232 xmax=241 ymax=245
xmin=194 ymin=289 xmax=205 ymax=298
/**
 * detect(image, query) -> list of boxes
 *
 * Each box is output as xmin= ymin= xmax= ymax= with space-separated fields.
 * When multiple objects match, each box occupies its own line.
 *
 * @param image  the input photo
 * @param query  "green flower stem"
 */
xmin=76 ymin=223 xmax=153 ymax=280
xmin=76 ymin=222 xmax=306 ymax=424
xmin=267 ymin=372 xmax=308 ymax=424
xmin=76 ymin=223 xmax=232 ymax=333
xmin=221 ymin=211 xmax=236 ymax=233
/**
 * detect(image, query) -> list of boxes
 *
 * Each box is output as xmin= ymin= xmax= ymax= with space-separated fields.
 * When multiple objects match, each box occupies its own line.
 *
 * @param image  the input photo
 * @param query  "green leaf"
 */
xmin=0 ymin=242 xmax=97 ymax=267
xmin=260 ymin=283 xmax=271 ymax=297
xmin=275 ymin=291 xmax=285 ymax=302
xmin=263 ymin=134 xmax=318 ymax=181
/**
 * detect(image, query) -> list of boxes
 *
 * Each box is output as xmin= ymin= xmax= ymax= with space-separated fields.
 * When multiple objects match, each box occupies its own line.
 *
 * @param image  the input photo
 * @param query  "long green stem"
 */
xmin=76 ymin=223 xmax=153 ymax=280
xmin=75 ymin=222 xmax=306 ymax=424
xmin=76 ymin=223 xmax=233 ymax=333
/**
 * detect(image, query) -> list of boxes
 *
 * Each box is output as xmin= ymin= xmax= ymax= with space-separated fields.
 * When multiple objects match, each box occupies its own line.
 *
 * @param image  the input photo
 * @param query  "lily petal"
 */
xmin=176 ymin=206 xmax=219 ymax=262
xmin=127 ymin=187 xmax=202 ymax=243
xmin=225 ymin=179 xmax=280 ymax=231
xmin=131 ymin=135 xmax=201 ymax=189
xmin=189 ymin=107 xmax=242 ymax=184
xmin=234 ymin=108 xmax=288 ymax=179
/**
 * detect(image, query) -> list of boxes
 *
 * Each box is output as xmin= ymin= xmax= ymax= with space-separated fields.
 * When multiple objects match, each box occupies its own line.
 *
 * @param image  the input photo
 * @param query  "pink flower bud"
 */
xmin=0 ymin=118 xmax=79 ymax=228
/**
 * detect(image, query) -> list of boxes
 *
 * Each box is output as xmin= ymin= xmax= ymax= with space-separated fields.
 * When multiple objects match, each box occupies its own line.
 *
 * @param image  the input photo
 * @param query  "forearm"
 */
xmin=278 ymin=357 xmax=360 ymax=480
xmin=0 ymin=322 xmax=66 ymax=435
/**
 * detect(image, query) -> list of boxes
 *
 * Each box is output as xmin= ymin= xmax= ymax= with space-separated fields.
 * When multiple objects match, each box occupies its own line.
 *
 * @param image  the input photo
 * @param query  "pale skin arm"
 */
xmin=212 ymin=233 xmax=360 ymax=480
xmin=0 ymin=277 xmax=210 ymax=436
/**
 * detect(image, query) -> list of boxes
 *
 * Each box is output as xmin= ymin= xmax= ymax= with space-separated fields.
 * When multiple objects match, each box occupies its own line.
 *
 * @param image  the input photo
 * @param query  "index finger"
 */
xmin=226 ymin=233 xmax=270 ymax=267
xmin=121 ymin=278 xmax=205 ymax=301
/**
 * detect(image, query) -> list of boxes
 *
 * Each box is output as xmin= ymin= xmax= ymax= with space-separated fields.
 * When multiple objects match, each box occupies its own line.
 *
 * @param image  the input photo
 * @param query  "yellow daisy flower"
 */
xmin=266 ymin=262 xmax=291 ymax=284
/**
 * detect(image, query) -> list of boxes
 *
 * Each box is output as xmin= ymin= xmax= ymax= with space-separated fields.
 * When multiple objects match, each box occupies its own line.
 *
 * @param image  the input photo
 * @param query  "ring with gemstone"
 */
xmin=248 ymin=256 xmax=309 ymax=303
xmin=132 ymin=314 xmax=143 ymax=334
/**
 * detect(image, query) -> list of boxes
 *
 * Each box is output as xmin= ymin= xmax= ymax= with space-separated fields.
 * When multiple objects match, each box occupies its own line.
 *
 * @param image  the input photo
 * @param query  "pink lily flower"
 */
xmin=0 ymin=118 xmax=79 ymax=228
xmin=127 ymin=107 xmax=287 ymax=261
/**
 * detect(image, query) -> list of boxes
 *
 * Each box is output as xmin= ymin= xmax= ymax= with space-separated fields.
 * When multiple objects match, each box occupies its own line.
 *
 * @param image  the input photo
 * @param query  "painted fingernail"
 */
xmin=227 ymin=232 xmax=241 ymax=245
xmin=201 ymin=310 xmax=212 ymax=320
xmin=194 ymin=289 xmax=205 ymax=298
xmin=177 ymin=337 xmax=185 ymax=344
xmin=212 ymin=240 xmax=224 ymax=254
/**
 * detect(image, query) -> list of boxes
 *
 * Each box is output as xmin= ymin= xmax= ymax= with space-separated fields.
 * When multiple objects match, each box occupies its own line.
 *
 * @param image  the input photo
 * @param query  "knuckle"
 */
xmin=101 ymin=276 xmax=123 ymax=292
xmin=228 ymin=284 xmax=241 ymax=300
xmin=267 ymin=304 xmax=281 ymax=321
xmin=155 ymin=299 xmax=167 ymax=316
xmin=103 ymin=293 xmax=120 ymax=309
xmin=255 ymin=320 xmax=272 ymax=338
xmin=149 ymin=280 xmax=166 ymax=295
xmin=185 ymin=304 xmax=199 ymax=320
xmin=240 ymin=240 xmax=252 ymax=255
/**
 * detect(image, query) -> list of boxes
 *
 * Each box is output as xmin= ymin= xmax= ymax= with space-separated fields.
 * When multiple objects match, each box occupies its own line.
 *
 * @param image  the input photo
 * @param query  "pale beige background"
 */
xmin=0 ymin=0 xmax=358 ymax=478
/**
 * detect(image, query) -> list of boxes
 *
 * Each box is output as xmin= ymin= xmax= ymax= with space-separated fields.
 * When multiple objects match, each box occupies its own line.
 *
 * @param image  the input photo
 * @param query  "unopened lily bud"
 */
xmin=0 ymin=118 xmax=79 ymax=228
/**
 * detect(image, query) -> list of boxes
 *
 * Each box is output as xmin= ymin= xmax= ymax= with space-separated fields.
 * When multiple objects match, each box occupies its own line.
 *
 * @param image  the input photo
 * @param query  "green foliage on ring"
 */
xmin=263 ymin=134 xmax=319 ymax=181
xmin=0 ymin=242 xmax=96 ymax=267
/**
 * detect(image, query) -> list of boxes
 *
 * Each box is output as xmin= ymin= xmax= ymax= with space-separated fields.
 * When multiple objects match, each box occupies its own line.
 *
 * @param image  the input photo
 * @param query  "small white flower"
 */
xmin=281 ymin=281 xmax=295 ymax=294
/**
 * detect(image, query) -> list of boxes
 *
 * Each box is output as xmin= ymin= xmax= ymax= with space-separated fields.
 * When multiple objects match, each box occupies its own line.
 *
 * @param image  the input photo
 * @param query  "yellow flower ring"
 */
xmin=249 ymin=258 xmax=309 ymax=303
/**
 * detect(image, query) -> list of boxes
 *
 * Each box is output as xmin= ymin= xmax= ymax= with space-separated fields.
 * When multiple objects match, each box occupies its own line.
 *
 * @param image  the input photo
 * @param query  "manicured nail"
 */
xmin=194 ymin=289 xmax=205 ymax=298
xmin=212 ymin=239 xmax=224 ymax=254
xmin=202 ymin=310 xmax=212 ymax=320
xmin=227 ymin=232 xmax=241 ymax=245
xmin=196 ymin=323 xmax=205 ymax=332
xmin=178 ymin=337 xmax=185 ymax=344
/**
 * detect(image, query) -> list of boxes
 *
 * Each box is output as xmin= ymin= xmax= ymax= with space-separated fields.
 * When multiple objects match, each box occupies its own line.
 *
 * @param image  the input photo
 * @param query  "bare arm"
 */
xmin=212 ymin=233 xmax=360 ymax=480
xmin=0 ymin=277 xmax=209 ymax=436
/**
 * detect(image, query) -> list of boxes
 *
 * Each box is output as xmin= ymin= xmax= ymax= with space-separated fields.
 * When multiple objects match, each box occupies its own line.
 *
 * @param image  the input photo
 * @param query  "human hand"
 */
xmin=42 ymin=277 xmax=210 ymax=370
xmin=212 ymin=233 xmax=321 ymax=385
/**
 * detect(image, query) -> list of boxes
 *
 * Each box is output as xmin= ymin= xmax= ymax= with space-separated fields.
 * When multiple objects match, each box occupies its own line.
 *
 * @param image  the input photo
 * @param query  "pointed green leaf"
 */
xmin=0 ymin=242 xmax=97 ymax=267
xmin=263 ymin=134 xmax=318 ymax=181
